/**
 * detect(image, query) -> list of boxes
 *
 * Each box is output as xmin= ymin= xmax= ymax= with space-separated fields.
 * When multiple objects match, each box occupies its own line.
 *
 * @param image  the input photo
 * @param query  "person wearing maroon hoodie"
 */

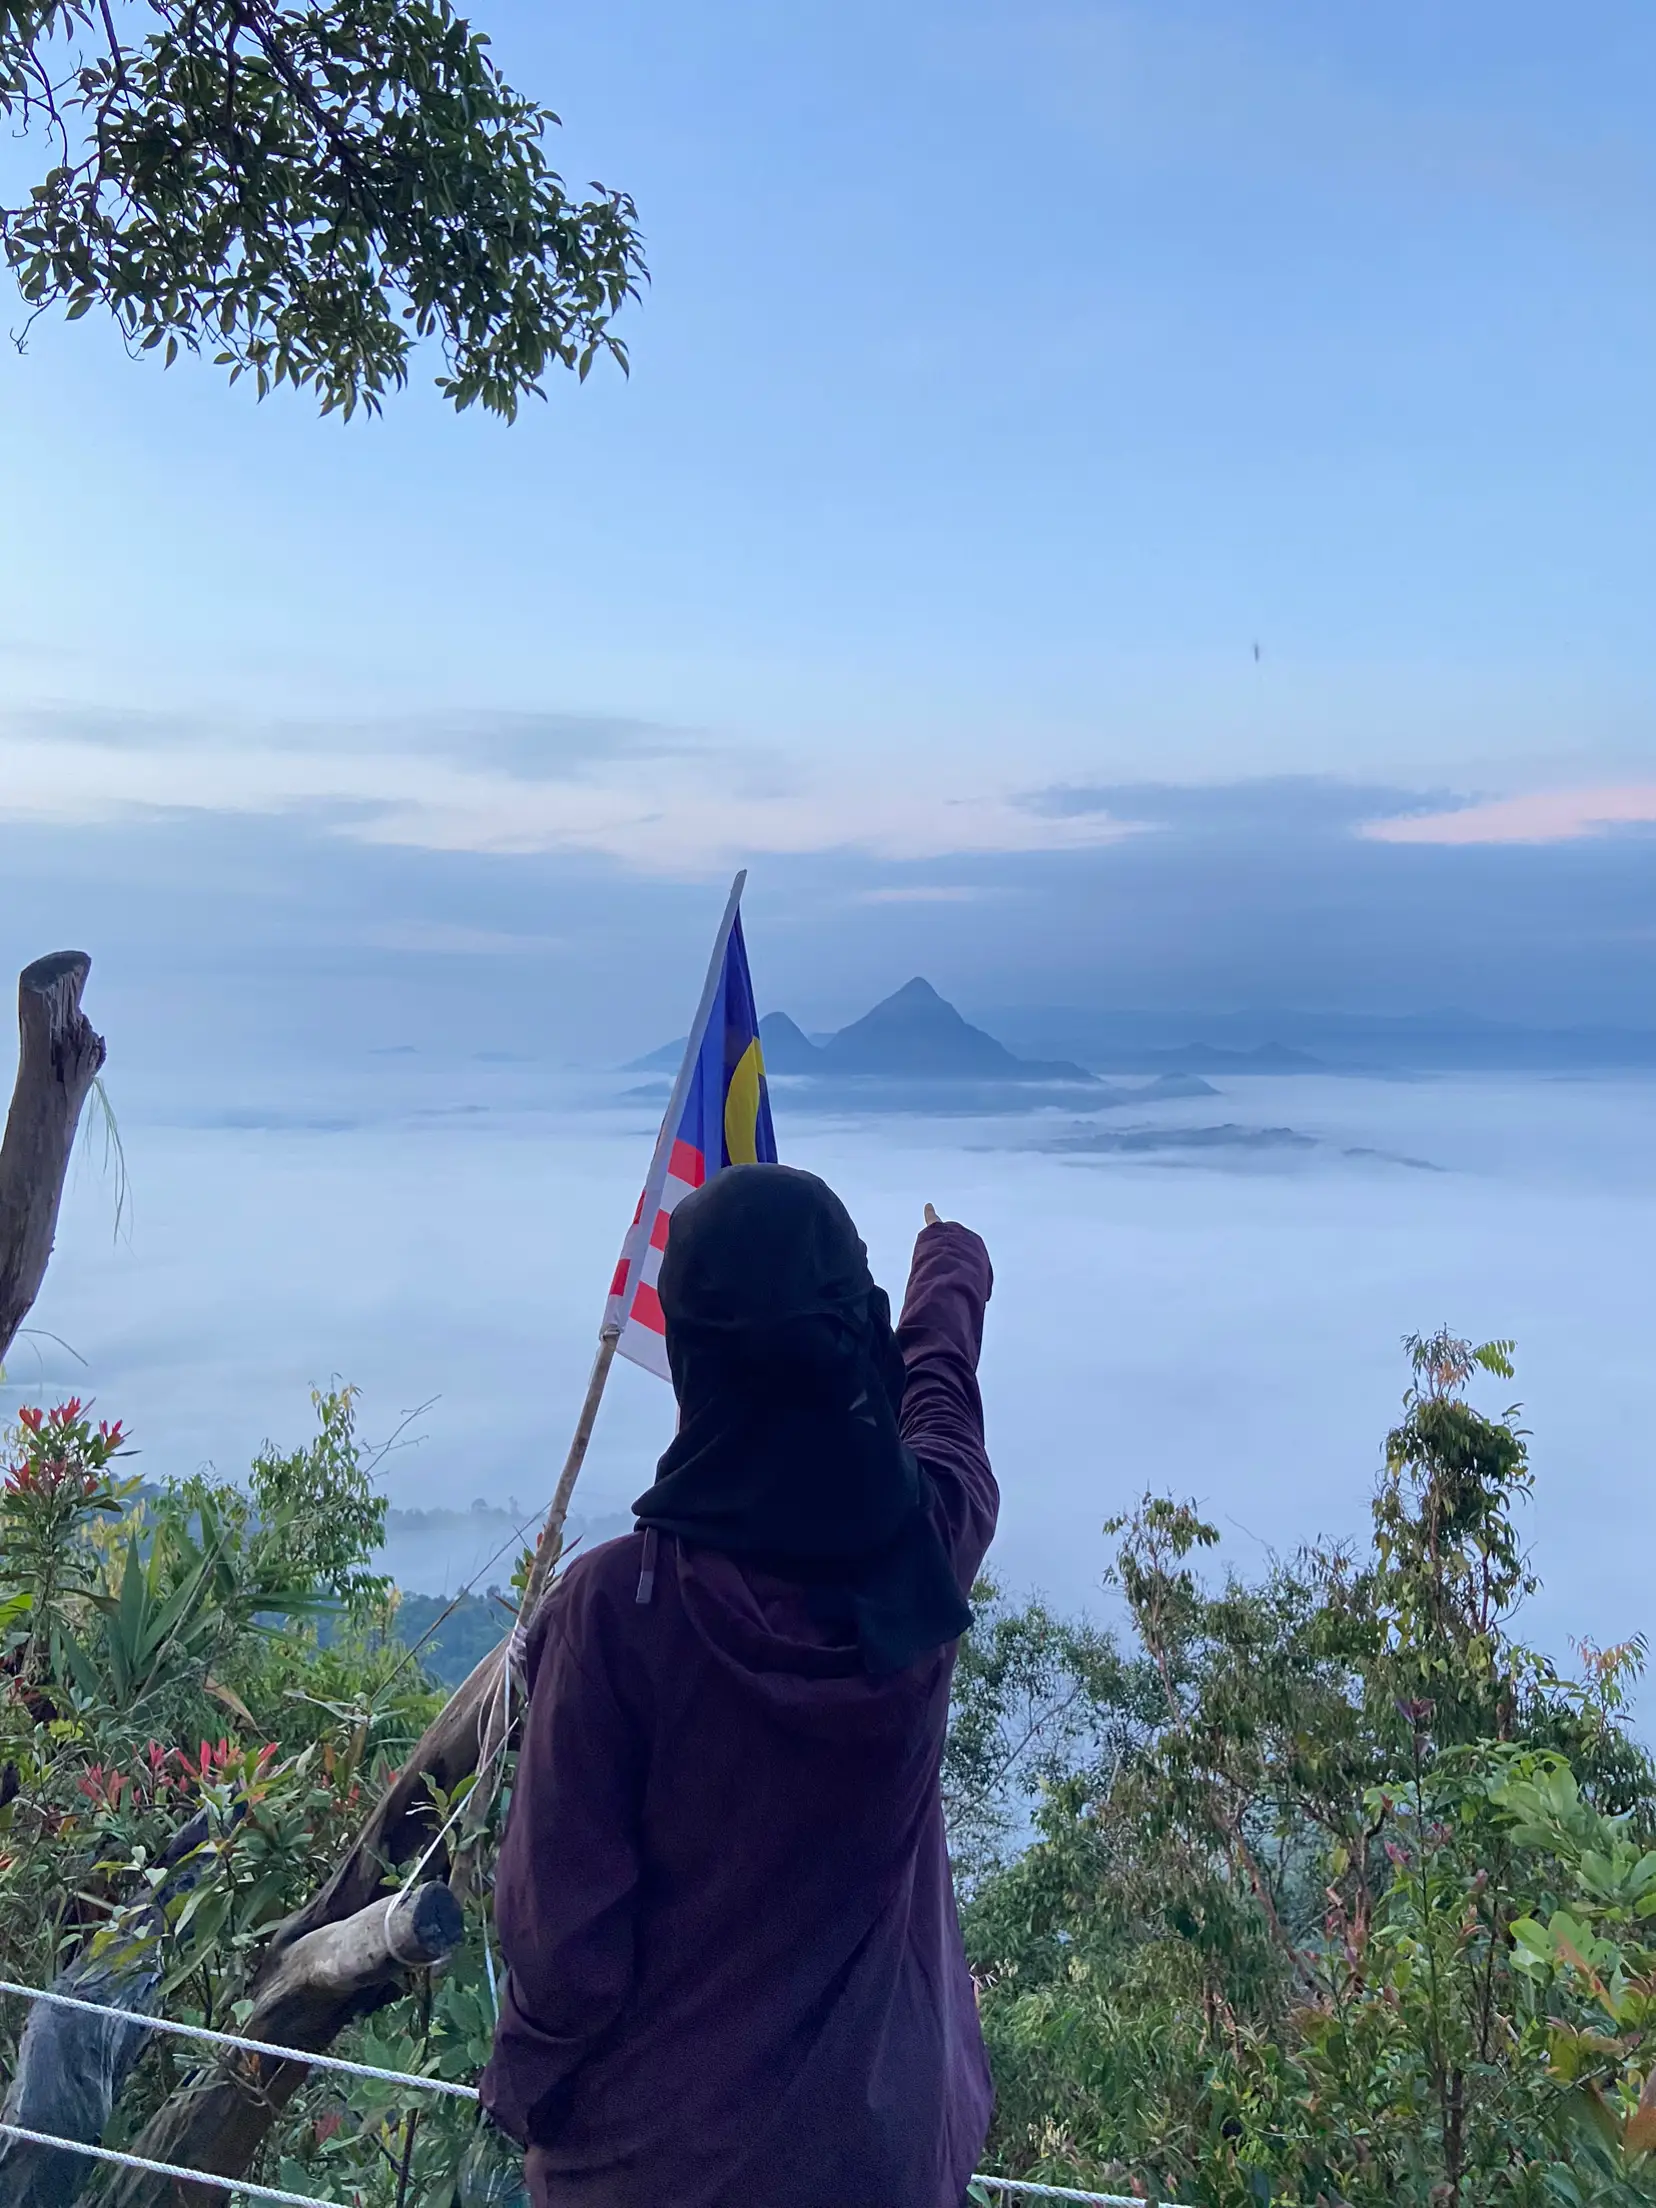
xmin=481 ymin=1163 xmax=997 ymax=2208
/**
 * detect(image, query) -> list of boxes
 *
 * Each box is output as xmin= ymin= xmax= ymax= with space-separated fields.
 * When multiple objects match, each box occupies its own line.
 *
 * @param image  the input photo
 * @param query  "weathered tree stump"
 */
xmin=102 ymin=1880 xmax=465 ymax=2208
xmin=0 ymin=953 xmax=106 ymax=1370
xmin=93 ymin=1631 xmax=515 ymax=2198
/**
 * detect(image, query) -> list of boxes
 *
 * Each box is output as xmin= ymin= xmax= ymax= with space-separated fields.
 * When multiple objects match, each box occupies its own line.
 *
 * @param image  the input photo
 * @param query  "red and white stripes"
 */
xmin=606 ymin=1138 xmax=707 ymax=1379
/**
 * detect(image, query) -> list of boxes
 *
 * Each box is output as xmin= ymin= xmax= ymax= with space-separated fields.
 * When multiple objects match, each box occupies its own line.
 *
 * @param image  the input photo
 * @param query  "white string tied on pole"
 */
xmin=381 ymin=1891 xmax=440 ymax=1971
xmin=390 ymin=1653 xmax=519 ymax=1902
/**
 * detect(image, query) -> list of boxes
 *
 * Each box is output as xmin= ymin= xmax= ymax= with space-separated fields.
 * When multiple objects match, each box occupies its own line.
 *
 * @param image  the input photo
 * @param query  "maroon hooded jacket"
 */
xmin=482 ymin=1219 xmax=997 ymax=2208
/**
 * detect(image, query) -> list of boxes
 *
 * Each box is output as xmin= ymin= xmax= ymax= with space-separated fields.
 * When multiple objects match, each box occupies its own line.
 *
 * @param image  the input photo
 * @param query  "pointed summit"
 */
xmin=817 ymin=978 xmax=1020 ymax=1077
xmin=757 ymin=1010 xmax=822 ymax=1073
xmin=628 ymin=978 xmax=1095 ymax=1087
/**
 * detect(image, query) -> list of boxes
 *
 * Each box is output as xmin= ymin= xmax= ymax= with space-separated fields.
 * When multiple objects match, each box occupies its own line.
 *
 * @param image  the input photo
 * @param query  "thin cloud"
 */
xmin=1363 ymin=785 xmax=1656 ymax=846
xmin=5 ymin=703 xmax=696 ymax=775
xmin=0 ymin=708 xmax=1133 ymax=873
xmin=855 ymin=885 xmax=993 ymax=905
xmin=1023 ymin=776 xmax=1444 ymax=835
xmin=8 ymin=776 xmax=1656 ymax=1046
xmin=366 ymin=921 xmax=569 ymax=956
xmin=406 ymin=710 xmax=702 ymax=781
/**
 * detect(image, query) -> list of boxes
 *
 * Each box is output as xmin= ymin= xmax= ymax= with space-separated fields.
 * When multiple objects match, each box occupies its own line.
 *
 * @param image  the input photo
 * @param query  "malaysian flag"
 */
xmin=606 ymin=878 xmax=777 ymax=1379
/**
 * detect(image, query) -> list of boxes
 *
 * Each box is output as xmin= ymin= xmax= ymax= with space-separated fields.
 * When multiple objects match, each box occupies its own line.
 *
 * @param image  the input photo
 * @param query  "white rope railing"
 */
xmin=0 ymin=1978 xmax=1194 ymax=2207
xmin=0 ymin=2131 xmax=1181 ymax=2208
xmin=974 ymin=2180 xmax=1195 ymax=2205
xmin=0 ymin=2122 xmax=342 ymax=2206
xmin=0 ymin=1976 xmax=480 ymax=2099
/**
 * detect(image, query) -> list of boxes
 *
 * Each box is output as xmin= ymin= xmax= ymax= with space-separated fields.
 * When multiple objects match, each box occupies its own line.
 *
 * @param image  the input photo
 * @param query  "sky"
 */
xmin=2 ymin=0 xmax=1655 ymax=1035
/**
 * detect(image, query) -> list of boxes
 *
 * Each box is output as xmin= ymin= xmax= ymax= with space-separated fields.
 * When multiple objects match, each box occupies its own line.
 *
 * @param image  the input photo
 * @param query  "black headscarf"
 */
xmin=632 ymin=1164 xmax=971 ymax=1675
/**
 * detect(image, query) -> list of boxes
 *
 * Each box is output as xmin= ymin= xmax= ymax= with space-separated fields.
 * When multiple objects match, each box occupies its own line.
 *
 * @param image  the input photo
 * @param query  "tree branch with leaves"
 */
xmin=0 ymin=0 xmax=647 ymax=417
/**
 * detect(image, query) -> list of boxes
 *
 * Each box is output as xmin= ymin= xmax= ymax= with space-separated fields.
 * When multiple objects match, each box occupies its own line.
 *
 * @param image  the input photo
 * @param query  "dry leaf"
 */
xmin=205 ymin=1677 xmax=258 ymax=1731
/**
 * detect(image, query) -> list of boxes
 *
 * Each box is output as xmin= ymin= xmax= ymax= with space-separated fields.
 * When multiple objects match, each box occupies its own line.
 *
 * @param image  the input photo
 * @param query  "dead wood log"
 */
xmin=106 ymin=1433 xmax=584 ymax=2185
xmin=97 ymin=1330 xmax=575 ymax=2190
xmin=0 ymin=953 xmax=522 ymax=2197
xmin=272 ymin=1640 xmax=508 ymax=1950
xmin=102 ymin=1879 xmax=464 ymax=2208
xmin=0 ymin=953 xmax=106 ymax=1370
xmin=103 ymin=1652 xmax=504 ymax=2195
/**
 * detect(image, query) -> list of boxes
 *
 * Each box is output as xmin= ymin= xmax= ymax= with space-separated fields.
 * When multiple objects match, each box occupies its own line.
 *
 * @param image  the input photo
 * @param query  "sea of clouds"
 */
xmin=11 ymin=1048 xmax=1653 ymax=1692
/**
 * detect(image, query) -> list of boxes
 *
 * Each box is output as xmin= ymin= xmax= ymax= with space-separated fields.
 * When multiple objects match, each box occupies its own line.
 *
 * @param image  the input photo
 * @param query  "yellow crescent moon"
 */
xmin=723 ymin=1037 xmax=766 ymax=1165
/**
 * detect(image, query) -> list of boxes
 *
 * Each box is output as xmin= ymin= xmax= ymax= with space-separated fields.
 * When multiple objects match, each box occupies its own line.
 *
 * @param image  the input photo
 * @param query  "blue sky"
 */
xmin=8 ymin=5 xmax=1656 ymax=1641
xmin=2 ymin=0 xmax=1654 ymax=1023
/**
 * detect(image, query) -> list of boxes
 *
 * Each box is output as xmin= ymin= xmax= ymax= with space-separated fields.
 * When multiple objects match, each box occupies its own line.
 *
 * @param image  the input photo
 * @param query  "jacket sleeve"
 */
xmin=480 ymin=1563 xmax=644 ymax=2146
xmin=896 ymin=1219 xmax=998 ymax=1592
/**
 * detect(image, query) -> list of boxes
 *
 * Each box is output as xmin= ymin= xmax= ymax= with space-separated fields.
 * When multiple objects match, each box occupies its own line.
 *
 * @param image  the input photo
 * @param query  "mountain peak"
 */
xmin=817 ymin=977 xmax=1020 ymax=1077
xmin=757 ymin=1010 xmax=821 ymax=1073
xmin=631 ymin=978 xmax=1094 ymax=1087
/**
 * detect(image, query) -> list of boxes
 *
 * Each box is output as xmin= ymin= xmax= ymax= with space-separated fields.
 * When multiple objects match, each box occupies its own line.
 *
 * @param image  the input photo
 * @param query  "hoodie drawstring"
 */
xmin=635 ymin=1526 xmax=660 ymax=1606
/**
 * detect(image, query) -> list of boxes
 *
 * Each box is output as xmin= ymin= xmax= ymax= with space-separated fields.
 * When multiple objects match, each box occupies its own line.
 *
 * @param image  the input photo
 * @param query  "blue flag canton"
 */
xmin=675 ymin=910 xmax=777 ymax=1174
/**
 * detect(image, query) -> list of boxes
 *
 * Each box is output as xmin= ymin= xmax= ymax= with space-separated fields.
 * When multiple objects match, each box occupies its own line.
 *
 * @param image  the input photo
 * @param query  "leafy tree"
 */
xmin=387 ymin=1584 xmax=513 ymax=1688
xmin=943 ymin=1580 xmax=1141 ymax=1886
xmin=0 ymin=0 xmax=646 ymax=417
xmin=247 ymin=1382 xmax=391 ymax=1615
xmin=954 ymin=1333 xmax=1656 ymax=2206
xmin=9 ymin=1337 xmax=1656 ymax=2206
xmin=0 ymin=1384 xmax=440 ymax=2100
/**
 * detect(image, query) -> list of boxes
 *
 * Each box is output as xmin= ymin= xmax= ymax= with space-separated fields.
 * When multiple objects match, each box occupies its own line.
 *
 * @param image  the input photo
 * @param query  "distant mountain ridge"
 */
xmin=976 ymin=1005 xmax=1656 ymax=1075
xmin=629 ymin=977 xmax=1099 ymax=1086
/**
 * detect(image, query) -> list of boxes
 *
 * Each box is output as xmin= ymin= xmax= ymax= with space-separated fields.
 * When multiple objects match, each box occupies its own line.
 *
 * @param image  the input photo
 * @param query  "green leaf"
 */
xmin=116 ymin=1530 xmax=147 ymax=1653
xmin=1570 ymin=2083 xmax=1624 ymax=2153
xmin=54 ymin=1623 xmax=103 ymax=1702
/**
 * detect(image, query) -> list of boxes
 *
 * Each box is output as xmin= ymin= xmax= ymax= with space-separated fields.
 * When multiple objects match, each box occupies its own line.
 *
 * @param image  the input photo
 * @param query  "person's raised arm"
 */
xmin=481 ymin=1563 xmax=644 ymax=2147
xmin=897 ymin=1206 xmax=996 ymax=1589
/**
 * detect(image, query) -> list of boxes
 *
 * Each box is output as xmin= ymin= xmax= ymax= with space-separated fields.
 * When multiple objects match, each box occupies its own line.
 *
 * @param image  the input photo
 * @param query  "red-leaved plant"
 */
xmin=1 ymin=1400 xmax=132 ymax=1684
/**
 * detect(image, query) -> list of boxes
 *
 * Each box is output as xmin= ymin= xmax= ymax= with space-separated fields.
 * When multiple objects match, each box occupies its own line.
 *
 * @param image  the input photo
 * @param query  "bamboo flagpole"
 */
xmin=521 ymin=869 xmax=749 ymax=1619
xmin=457 ymin=875 xmax=754 ymax=1876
